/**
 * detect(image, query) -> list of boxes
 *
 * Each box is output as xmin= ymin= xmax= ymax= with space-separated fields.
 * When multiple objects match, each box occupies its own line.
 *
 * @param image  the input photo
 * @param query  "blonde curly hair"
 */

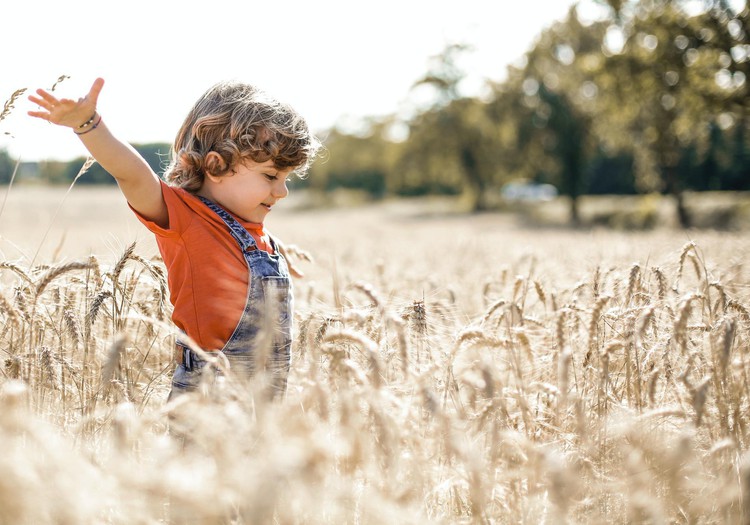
xmin=164 ymin=81 xmax=320 ymax=192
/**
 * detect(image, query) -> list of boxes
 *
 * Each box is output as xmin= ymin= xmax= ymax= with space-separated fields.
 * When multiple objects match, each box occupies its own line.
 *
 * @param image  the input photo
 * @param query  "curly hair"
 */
xmin=164 ymin=81 xmax=320 ymax=192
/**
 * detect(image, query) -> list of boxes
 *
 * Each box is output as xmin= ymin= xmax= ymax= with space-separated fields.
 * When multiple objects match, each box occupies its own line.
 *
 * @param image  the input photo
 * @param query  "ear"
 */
xmin=204 ymin=152 xmax=228 ymax=181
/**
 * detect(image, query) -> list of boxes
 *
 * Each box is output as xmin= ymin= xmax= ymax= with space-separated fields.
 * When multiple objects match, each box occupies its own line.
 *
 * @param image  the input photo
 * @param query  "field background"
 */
xmin=4 ymin=186 xmax=747 ymax=325
xmin=1 ymin=185 xmax=750 ymax=523
xmin=3 ymin=185 xmax=747 ymax=283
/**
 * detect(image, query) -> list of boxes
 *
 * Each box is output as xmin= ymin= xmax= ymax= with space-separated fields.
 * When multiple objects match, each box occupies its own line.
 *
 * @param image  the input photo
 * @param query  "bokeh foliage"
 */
xmin=311 ymin=0 xmax=750 ymax=225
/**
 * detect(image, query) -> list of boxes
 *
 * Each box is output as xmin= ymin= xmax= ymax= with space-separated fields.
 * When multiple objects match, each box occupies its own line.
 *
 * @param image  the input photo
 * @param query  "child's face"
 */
xmin=201 ymin=158 xmax=292 ymax=223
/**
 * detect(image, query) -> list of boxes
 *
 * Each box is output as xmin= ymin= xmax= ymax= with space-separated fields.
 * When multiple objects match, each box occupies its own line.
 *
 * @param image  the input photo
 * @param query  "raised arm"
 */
xmin=28 ymin=78 xmax=168 ymax=228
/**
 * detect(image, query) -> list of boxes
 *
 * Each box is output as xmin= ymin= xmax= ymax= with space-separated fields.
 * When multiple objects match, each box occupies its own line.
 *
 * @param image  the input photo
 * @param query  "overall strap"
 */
xmin=197 ymin=196 xmax=258 ymax=251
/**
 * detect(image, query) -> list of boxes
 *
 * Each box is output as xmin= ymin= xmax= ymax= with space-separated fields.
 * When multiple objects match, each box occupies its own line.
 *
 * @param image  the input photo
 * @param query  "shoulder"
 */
xmin=133 ymin=181 xmax=200 ymax=236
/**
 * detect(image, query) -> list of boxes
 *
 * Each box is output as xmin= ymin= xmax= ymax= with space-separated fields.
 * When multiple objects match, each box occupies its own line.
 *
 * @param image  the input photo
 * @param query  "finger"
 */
xmin=27 ymin=111 xmax=51 ymax=121
xmin=87 ymin=77 xmax=105 ymax=105
xmin=28 ymin=94 xmax=53 ymax=109
xmin=35 ymin=89 xmax=59 ymax=105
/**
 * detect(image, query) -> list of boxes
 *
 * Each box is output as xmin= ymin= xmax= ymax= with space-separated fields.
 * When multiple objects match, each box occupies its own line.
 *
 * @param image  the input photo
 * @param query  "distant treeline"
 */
xmin=0 ymin=144 xmax=171 ymax=186
xmin=2 ymin=1 xmax=748 ymax=227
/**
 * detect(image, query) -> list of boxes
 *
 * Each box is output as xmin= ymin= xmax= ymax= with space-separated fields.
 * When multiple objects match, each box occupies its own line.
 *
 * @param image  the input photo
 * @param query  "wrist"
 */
xmin=74 ymin=112 xmax=102 ymax=135
xmin=76 ymin=112 xmax=97 ymax=129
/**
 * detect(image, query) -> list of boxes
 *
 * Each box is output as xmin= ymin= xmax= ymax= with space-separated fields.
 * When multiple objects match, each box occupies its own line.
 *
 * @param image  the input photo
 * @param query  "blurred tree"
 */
xmin=216 ymin=1 xmax=750 ymax=219
xmin=397 ymin=43 xmax=504 ymax=210
xmin=0 ymin=148 xmax=13 ymax=184
xmin=725 ymin=116 xmax=750 ymax=189
xmin=62 ymin=143 xmax=171 ymax=185
xmin=539 ymin=85 xmax=588 ymax=224
xmin=693 ymin=121 xmax=727 ymax=190
xmin=397 ymin=97 xmax=501 ymax=203
xmin=61 ymin=158 xmax=112 ymax=184
xmin=37 ymin=160 xmax=69 ymax=185
xmin=308 ymin=119 xmax=398 ymax=198
xmin=492 ymin=8 xmax=605 ymax=224
xmin=137 ymin=143 xmax=172 ymax=177
xmin=686 ymin=1 xmax=750 ymax=190
xmin=586 ymin=149 xmax=637 ymax=194
xmin=591 ymin=0 xmax=749 ymax=226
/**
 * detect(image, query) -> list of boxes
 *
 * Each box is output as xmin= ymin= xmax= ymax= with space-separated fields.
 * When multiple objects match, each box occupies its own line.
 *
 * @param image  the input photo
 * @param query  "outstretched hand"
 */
xmin=28 ymin=78 xmax=104 ymax=129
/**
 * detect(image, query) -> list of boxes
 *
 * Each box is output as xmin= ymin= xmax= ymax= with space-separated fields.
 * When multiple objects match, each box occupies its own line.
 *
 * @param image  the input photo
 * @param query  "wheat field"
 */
xmin=1 ymin=185 xmax=749 ymax=524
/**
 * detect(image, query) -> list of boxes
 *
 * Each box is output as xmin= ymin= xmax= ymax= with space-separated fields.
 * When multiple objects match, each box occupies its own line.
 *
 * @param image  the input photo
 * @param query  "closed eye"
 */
xmin=264 ymin=173 xmax=278 ymax=181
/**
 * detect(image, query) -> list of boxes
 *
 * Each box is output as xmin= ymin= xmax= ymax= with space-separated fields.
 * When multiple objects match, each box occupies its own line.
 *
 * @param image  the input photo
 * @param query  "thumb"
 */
xmin=87 ymin=78 xmax=105 ymax=105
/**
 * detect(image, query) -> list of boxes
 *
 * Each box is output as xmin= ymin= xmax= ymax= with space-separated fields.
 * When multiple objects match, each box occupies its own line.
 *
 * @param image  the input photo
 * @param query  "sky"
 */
xmin=0 ymin=0 xmax=612 ymax=162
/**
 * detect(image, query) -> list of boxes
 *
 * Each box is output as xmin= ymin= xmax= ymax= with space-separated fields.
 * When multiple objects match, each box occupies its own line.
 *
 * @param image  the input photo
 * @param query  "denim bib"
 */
xmin=170 ymin=196 xmax=293 ymax=398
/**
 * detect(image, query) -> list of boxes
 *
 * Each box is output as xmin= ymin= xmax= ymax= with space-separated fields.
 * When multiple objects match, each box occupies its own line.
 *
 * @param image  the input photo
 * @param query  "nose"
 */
xmin=272 ymin=178 xmax=289 ymax=199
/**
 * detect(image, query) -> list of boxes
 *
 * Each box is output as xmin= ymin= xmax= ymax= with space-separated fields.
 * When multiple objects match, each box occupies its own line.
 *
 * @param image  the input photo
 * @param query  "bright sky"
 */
xmin=1 ymin=0 xmax=608 ymax=162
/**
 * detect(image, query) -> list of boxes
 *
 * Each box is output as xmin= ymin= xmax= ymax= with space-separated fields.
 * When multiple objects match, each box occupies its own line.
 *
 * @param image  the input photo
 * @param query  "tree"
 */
xmin=489 ymin=7 xmax=604 ymax=224
xmin=37 ymin=160 xmax=70 ymax=184
xmin=307 ymin=119 xmax=399 ymax=198
xmin=397 ymin=43 xmax=504 ymax=210
xmin=0 ymin=148 xmax=14 ymax=184
xmin=62 ymin=143 xmax=171 ymax=185
xmin=591 ymin=0 xmax=749 ymax=227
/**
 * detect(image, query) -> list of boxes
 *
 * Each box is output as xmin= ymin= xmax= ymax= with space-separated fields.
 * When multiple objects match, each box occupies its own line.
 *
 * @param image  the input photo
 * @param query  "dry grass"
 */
xmin=0 ymin=186 xmax=749 ymax=524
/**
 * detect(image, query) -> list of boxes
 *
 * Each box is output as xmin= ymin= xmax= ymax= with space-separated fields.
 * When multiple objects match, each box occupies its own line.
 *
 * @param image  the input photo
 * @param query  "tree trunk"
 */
xmin=461 ymin=147 xmax=488 ymax=211
xmin=664 ymin=164 xmax=691 ymax=228
xmin=674 ymin=190 xmax=691 ymax=229
xmin=569 ymin=195 xmax=580 ymax=227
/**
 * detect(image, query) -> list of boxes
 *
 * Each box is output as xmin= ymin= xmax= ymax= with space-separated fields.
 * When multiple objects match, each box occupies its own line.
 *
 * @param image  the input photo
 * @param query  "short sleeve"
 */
xmin=129 ymin=180 xmax=193 ymax=238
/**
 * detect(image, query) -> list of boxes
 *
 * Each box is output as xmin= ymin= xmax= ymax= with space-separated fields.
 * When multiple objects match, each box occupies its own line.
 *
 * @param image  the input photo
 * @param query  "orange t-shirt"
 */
xmin=132 ymin=180 xmax=275 ymax=351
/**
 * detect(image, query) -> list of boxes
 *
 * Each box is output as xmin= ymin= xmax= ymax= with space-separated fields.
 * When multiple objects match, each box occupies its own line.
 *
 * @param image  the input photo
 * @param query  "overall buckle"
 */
xmin=183 ymin=347 xmax=194 ymax=371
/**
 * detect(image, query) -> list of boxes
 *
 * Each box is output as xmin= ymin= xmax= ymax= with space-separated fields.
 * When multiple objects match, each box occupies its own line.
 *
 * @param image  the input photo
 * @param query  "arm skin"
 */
xmin=28 ymin=78 xmax=169 ymax=228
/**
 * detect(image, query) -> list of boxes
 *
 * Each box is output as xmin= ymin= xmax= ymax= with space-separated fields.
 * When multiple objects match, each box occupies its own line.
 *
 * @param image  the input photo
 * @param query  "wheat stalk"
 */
xmin=674 ymin=241 xmax=697 ymax=293
xmin=322 ymin=328 xmax=382 ymax=388
xmin=49 ymin=74 xmax=70 ymax=92
xmin=674 ymin=293 xmax=703 ymax=354
xmin=625 ymin=263 xmax=640 ymax=302
xmin=101 ymin=336 xmax=127 ymax=394
xmin=87 ymin=290 xmax=113 ymax=326
xmin=111 ymin=241 xmax=138 ymax=284
xmin=0 ymin=261 xmax=33 ymax=285
xmin=35 ymin=261 xmax=92 ymax=297
xmin=652 ymin=266 xmax=668 ymax=300
xmin=0 ymin=207 xmax=748 ymax=523
xmin=0 ymin=291 xmax=20 ymax=328
xmin=0 ymin=88 xmax=27 ymax=124
xmin=588 ymin=295 xmax=611 ymax=353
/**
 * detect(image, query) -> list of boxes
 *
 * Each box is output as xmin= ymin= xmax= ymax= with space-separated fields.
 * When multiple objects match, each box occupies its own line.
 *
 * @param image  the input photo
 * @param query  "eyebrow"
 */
xmin=258 ymin=164 xmax=279 ymax=174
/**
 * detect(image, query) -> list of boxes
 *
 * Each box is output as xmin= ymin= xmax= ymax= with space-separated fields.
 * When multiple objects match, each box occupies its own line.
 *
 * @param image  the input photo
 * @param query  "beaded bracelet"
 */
xmin=74 ymin=114 xmax=102 ymax=136
xmin=76 ymin=112 xmax=97 ymax=129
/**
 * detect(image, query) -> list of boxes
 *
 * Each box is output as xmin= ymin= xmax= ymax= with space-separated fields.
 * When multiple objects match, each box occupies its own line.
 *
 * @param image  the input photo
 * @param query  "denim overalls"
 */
xmin=169 ymin=196 xmax=293 ymax=399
